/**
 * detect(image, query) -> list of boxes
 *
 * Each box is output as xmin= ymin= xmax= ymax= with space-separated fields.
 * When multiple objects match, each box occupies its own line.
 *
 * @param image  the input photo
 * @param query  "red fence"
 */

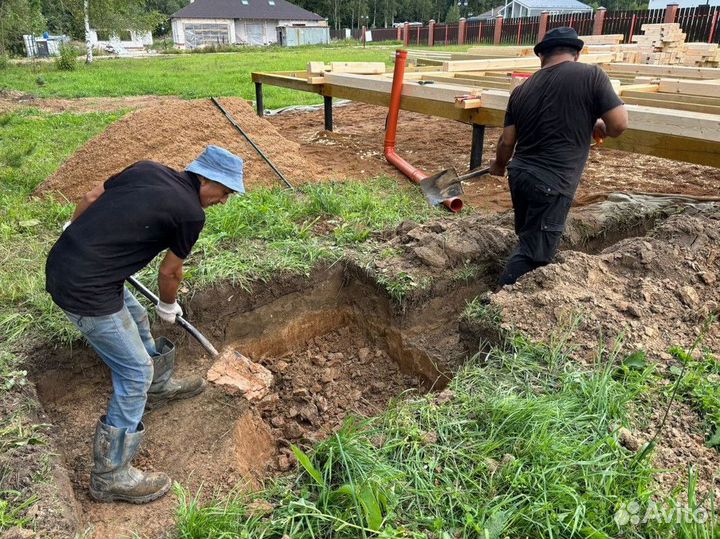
xmin=349 ymin=5 xmax=720 ymax=47
xmin=602 ymin=8 xmax=665 ymax=43
xmin=464 ymin=20 xmax=497 ymax=45
xmin=498 ymin=16 xmax=540 ymax=45
xmin=678 ymin=6 xmax=720 ymax=43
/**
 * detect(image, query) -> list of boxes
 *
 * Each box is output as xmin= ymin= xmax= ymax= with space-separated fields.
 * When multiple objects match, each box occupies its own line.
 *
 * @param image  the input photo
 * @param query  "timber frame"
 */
xmin=252 ymin=57 xmax=720 ymax=169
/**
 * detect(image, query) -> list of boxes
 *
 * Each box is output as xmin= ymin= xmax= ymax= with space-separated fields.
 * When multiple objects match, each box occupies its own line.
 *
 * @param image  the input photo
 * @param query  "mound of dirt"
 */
xmin=33 ymin=98 xmax=387 ymax=203
xmin=482 ymin=206 xmax=720 ymax=500
xmin=490 ymin=207 xmax=720 ymax=361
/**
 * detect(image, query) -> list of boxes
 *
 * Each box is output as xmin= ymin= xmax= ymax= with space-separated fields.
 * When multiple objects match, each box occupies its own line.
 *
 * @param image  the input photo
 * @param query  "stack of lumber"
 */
xmin=680 ymin=43 xmax=720 ymax=68
xmin=631 ymin=23 xmax=686 ymax=65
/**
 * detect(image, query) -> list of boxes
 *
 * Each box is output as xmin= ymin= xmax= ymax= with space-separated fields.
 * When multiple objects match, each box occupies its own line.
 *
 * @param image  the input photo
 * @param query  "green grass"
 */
xmin=0 ymin=44 xmax=469 ymax=107
xmin=174 ymin=336 xmax=716 ymax=539
xmin=667 ymin=345 xmax=720 ymax=449
xmin=0 ymin=108 xmax=439 ymax=349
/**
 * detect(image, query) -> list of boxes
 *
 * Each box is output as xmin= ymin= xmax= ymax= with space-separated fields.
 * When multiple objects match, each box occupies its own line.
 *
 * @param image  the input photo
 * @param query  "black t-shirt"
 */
xmin=46 ymin=161 xmax=206 ymax=316
xmin=504 ymin=61 xmax=624 ymax=197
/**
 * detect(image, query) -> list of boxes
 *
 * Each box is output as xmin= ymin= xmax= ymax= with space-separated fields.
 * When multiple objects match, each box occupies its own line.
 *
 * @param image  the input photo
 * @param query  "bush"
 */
xmin=54 ymin=44 xmax=77 ymax=71
xmin=0 ymin=54 xmax=8 ymax=70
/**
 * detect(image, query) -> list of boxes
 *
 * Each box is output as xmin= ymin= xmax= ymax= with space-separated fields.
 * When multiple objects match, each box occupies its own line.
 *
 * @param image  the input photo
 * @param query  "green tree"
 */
xmin=445 ymin=2 xmax=460 ymax=23
xmin=0 ymin=0 xmax=46 ymax=55
xmin=64 ymin=0 xmax=163 ymax=63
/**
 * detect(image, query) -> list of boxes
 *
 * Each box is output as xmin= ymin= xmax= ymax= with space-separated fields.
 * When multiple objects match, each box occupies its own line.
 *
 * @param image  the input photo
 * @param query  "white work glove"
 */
xmin=155 ymin=301 xmax=183 ymax=324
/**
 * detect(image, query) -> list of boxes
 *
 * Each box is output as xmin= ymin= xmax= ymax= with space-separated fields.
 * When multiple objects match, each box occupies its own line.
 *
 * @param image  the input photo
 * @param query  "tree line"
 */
xmin=0 ymin=0 xmax=648 ymax=55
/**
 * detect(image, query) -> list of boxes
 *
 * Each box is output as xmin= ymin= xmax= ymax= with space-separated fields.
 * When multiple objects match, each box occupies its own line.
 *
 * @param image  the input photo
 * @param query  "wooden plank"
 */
xmin=251 ymin=72 xmax=323 ymax=94
xmin=420 ymin=75 xmax=510 ymax=90
xmin=604 ymin=63 xmax=720 ymax=80
xmin=622 ymin=90 xmax=720 ymax=106
xmin=322 ymin=72 xmax=482 ymax=102
xmin=443 ymin=57 xmax=541 ymax=72
xmin=467 ymin=45 xmax=533 ymax=57
xmin=657 ymin=78 xmax=720 ymax=98
xmin=330 ymin=62 xmax=386 ymax=74
xmin=618 ymin=83 xmax=659 ymax=95
xmin=442 ymin=53 xmax=612 ymax=72
xmin=622 ymin=96 xmax=720 ymax=114
xmin=321 ymin=84 xmax=500 ymax=124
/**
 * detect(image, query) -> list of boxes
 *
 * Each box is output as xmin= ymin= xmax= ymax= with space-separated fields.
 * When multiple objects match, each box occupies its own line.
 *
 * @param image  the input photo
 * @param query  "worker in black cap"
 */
xmin=489 ymin=27 xmax=628 ymax=285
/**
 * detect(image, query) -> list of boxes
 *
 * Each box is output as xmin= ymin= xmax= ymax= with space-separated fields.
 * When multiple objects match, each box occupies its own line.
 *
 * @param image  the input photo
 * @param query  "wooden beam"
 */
xmin=656 ymin=78 xmax=720 ymax=98
xmin=322 ymin=72 xmax=482 ymax=103
xmin=604 ymin=63 xmax=720 ymax=80
xmin=622 ymin=96 xmax=720 ymax=114
xmin=622 ymin=90 xmax=720 ymax=107
xmin=618 ymin=83 xmax=659 ymax=95
xmin=251 ymin=72 xmax=323 ymax=94
xmin=442 ymin=53 xmax=612 ymax=72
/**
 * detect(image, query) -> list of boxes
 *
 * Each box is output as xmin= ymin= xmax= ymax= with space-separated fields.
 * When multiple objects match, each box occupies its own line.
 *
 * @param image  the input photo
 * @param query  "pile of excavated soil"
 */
xmin=34 ymin=98 xmax=388 ymax=203
xmin=485 ymin=207 xmax=720 ymax=499
xmin=253 ymin=326 xmax=422 ymax=462
xmin=490 ymin=208 xmax=720 ymax=363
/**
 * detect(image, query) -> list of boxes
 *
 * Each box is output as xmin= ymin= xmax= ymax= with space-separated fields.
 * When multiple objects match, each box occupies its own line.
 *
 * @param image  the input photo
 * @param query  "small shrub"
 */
xmin=0 ymin=54 xmax=8 ymax=70
xmin=54 ymin=44 xmax=77 ymax=71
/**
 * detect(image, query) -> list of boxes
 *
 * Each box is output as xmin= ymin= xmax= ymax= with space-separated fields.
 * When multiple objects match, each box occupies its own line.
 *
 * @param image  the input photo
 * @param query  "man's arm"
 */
xmin=71 ymin=182 xmax=105 ymax=221
xmin=592 ymin=105 xmax=628 ymax=143
xmin=489 ymin=124 xmax=518 ymax=176
xmin=158 ymin=250 xmax=184 ymax=304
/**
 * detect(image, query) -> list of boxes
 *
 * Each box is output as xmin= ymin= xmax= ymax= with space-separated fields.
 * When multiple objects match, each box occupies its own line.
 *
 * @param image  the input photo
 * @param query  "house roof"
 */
xmin=171 ymin=0 xmax=325 ymax=21
xmin=511 ymin=0 xmax=592 ymax=9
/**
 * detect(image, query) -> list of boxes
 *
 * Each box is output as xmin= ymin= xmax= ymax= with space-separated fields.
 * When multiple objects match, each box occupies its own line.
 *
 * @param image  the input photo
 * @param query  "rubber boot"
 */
xmin=89 ymin=416 xmax=171 ymax=504
xmin=146 ymin=337 xmax=205 ymax=410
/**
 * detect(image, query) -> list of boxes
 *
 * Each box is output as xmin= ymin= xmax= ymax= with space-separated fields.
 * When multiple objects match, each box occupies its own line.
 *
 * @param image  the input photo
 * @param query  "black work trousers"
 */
xmin=499 ymin=169 xmax=572 ymax=286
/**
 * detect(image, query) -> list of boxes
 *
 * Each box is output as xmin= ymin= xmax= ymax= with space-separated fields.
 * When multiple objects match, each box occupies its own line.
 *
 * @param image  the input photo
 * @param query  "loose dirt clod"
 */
xmin=207 ymin=349 xmax=274 ymax=401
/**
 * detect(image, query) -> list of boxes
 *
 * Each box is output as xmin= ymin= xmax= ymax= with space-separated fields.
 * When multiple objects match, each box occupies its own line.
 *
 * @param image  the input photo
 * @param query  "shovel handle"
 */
xmin=457 ymin=167 xmax=491 ymax=183
xmin=126 ymin=276 xmax=219 ymax=358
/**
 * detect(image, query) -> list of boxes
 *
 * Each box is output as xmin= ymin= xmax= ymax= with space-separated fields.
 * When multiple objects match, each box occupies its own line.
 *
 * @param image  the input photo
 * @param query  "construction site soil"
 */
xmin=13 ymin=95 xmax=718 ymax=211
xmin=3 ymin=94 xmax=720 ymax=538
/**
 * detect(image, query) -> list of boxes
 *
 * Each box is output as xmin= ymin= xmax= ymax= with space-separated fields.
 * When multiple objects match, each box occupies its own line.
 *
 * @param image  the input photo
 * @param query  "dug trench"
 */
xmin=21 ymin=194 xmax=713 ymax=538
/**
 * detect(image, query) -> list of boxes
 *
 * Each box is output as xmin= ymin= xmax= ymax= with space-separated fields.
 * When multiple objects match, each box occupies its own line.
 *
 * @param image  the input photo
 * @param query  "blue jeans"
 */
xmin=64 ymin=287 xmax=158 ymax=433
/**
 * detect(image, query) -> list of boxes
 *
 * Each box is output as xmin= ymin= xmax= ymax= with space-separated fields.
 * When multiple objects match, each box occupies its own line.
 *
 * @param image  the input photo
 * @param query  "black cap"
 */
xmin=533 ymin=26 xmax=584 ymax=56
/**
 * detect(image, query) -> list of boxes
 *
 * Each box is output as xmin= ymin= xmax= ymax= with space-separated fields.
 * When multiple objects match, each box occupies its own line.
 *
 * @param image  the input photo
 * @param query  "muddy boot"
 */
xmin=89 ymin=416 xmax=171 ymax=504
xmin=146 ymin=337 xmax=205 ymax=410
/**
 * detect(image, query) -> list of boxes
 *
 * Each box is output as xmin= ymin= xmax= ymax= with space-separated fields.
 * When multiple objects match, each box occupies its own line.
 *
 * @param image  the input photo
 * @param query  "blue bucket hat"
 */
xmin=186 ymin=145 xmax=245 ymax=194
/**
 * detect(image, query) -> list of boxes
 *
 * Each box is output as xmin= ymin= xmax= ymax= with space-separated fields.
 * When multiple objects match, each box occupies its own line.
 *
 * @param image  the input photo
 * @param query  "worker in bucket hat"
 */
xmin=45 ymin=145 xmax=244 ymax=504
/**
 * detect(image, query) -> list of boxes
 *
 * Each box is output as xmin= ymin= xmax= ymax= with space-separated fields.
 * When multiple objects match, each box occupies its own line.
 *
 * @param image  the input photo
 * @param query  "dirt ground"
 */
xmin=5 ymin=93 xmax=720 ymax=537
xmin=33 ymin=319 xmax=423 ymax=538
xmin=12 ymin=93 xmax=719 ymax=211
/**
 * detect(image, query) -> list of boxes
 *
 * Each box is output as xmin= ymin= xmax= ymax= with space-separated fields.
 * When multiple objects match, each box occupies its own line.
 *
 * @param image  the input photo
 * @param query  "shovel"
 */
xmin=127 ymin=276 xmax=219 ymax=358
xmin=418 ymin=167 xmax=491 ymax=206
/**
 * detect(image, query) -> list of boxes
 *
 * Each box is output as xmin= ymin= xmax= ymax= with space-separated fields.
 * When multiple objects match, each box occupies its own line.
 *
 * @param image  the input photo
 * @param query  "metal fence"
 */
xmin=330 ymin=5 xmax=720 ymax=46
xmin=602 ymin=8 xmax=665 ymax=43
xmin=464 ymin=20 xmax=497 ymax=45
xmin=677 ymin=6 xmax=720 ymax=43
xmin=547 ymin=11 xmax=594 ymax=35
xmin=499 ymin=16 xmax=540 ymax=45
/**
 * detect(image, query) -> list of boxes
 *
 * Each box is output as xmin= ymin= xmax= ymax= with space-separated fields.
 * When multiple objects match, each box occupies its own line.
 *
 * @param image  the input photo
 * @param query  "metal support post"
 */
xmin=255 ymin=82 xmax=264 ymax=117
xmin=470 ymin=124 xmax=485 ymax=170
xmin=324 ymin=95 xmax=333 ymax=131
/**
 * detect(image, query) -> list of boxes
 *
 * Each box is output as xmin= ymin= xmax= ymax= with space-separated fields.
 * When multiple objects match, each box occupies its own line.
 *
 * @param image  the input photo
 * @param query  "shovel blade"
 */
xmin=419 ymin=168 xmax=464 ymax=206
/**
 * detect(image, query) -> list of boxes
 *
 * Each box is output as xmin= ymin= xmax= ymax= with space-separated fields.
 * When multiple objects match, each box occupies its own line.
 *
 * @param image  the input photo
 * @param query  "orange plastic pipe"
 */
xmin=383 ymin=49 xmax=463 ymax=213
